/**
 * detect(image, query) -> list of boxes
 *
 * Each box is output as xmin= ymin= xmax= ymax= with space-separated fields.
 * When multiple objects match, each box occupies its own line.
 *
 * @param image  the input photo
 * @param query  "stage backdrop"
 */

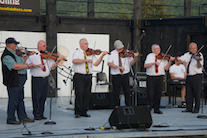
xmin=0 ymin=31 xmax=109 ymax=98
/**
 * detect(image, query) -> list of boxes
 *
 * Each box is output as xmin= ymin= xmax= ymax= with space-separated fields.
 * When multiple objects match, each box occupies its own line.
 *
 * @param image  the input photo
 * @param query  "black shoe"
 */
xmin=41 ymin=116 xmax=47 ymax=120
xmin=81 ymin=114 xmax=91 ymax=117
xmin=154 ymin=110 xmax=163 ymax=114
xmin=192 ymin=108 xmax=199 ymax=113
xmin=7 ymin=120 xmax=20 ymax=125
xmin=75 ymin=114 xmax=80 ymax=118
xmin=182 ymin=109 xmax=192 ymax=113
xmin=21 ymin=117 xmax=34 ymax=123
xmin=34 ymin=117 xmax=42 ymax=120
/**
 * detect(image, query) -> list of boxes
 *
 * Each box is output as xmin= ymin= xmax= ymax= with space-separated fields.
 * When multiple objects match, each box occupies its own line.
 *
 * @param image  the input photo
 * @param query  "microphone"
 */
xmin=142 ymin=30 xmax=146 ymax=36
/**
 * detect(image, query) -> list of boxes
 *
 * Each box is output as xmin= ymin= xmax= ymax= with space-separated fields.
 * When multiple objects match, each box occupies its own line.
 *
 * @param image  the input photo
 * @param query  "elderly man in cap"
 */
xmin=107 ymin=40 xmax=139 ymax=106
xmin=1 ymin=37 xmax=35 ymax=124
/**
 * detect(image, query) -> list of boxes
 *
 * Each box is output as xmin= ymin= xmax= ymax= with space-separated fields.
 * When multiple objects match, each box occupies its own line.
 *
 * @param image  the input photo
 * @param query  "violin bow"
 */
xmin=189 ymin=44 xmax=204 ymax=67
xmin=43 ymin=45 xmax=57 ymax=68
xmin=192 ymin=44 xmax=204 ymax=58
xmin=159 ymin=45 xmax=172 ymax=64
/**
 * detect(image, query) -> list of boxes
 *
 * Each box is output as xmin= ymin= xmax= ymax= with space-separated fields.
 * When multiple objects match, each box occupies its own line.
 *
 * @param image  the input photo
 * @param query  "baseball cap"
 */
xmin=5 ymin=37 xmax=20 ymax=45
xmin=114 ymin=40 xmax=124 ymax=49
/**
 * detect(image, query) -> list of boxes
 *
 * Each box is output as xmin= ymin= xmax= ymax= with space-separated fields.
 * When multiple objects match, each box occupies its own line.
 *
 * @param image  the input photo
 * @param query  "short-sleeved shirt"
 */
xmin=169 ymin=64 xmax=186 ymax=79
xmin=26 ymin=50 xmax=55 ymax=77
xmin=144 ymin=53 xmax=168 ymax=76
xmin=72 ymin=48 xmax=97 ymax=74
xmin=107 ymin=49 xmax=133 ymax=75
xmin=2 ymin=48 xmax=27 ymax=74
xmin=179 ymin=52 xmax=204 ymax=75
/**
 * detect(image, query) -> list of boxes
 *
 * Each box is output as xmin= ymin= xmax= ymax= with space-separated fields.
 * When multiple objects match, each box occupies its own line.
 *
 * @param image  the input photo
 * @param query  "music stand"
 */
xmin=44 ymin=88 xmax=60 ymax=125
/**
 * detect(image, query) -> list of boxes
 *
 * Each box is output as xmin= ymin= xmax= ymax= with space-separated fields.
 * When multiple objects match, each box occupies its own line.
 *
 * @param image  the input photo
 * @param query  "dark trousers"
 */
xmin=147 ymin=75 xmax=163 ymax=111
xmin=186 ymin=74 xmax=202 ymax=111
xmin=112 ymin=74 xmax=131 ymax=106
xmin=32 ymin=76 xmax=49 ymax=118
xmin=7 ymin=74 xmax=27 ymax=122
xmin=74 ymin=73 xmax=92 ymax=115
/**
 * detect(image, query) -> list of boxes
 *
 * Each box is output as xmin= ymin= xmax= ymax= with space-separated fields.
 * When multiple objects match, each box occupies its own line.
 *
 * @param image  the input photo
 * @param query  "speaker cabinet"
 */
xmin=108 ymin=106 xmax=152 ymax=129
xmin=89 ymin=92 xmax=115 ymax=109
xmin=131 ymin=89 xmax=148 ymax=106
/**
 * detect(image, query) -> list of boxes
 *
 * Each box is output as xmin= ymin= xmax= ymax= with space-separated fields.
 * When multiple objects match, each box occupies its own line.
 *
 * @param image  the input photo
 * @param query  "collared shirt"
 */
xmin=72 ymin=48 xmax=97 ymax=74
xmin=169 ymin=64 xmax=186 ymax=79
xmin=144 ymin=53 xmax=168 ymax=76
xmin=179 ymin=52 xmax=203 ymax=75
xmin=2 ymin=48 xmax=27 ymax=74
xmin=107 ymin=49 xmax=133 ymax=75
xmin=26 ymin=50 xmax=55 ymax=77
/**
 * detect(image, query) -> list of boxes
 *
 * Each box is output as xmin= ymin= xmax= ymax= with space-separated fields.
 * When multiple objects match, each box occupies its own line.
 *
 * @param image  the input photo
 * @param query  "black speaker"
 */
xmin=89 ymin=92 xmax=115 ymax=109
xmin=108 ymin=105 xmax=152 ymax=129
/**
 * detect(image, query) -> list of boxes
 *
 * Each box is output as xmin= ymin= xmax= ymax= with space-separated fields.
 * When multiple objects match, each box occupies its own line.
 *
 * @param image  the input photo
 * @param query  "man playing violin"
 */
xmin=179 ymin=42 xmax=204 ymax=113
xmin=107 ymin=40 xmax=139 ymax=106
xmin=1 ymin=37 xmax=35 ymax=124
xmin=144 ymin=44 xmax=174 ymax=114
xmin=72 ymin=38 xmax=108 ymax=118
xmin=26 ymin=40 xmax=64 ymax=120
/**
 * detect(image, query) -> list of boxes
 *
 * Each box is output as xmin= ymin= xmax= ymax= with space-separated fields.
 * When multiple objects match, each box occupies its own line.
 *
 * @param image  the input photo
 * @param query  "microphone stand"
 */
xmin=22 ymin=122 xmax=32 ymax=135
xmin=197 ymin=69 xmax=207 ymax=118
xmin=125 ymin=55 xmax=139 ymax=106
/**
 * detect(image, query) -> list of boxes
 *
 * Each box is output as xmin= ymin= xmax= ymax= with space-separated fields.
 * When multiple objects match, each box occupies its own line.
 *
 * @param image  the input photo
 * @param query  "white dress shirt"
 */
xmin=179 ymin=52 xmax=203 ymax=75
xmin=72 ymin=48 xmax=97 ymax=74
xmin=144 ymin=53 xmax=168 ymax=76
xmin=26 ymin=50 xmax=55 ymax=77
xmin=107 ymin=49 xmax=133 ymax=75
xmin=169 ymin=64 xmax=186 ymax=79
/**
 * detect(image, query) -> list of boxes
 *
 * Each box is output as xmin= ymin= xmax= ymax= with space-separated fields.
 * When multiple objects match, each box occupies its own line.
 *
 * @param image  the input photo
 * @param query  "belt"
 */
xmin=112 ymin=73 xmax=129 ymax=76
xmin=32 ymin=76 xmax=48 ymax=79
xmin=75 ymin=73 xmax=92 ymax=76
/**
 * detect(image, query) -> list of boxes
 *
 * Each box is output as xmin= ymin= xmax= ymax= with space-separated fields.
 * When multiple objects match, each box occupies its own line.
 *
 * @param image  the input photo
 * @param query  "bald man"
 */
xmin=26 ymin=40 xmax=63 ymax=120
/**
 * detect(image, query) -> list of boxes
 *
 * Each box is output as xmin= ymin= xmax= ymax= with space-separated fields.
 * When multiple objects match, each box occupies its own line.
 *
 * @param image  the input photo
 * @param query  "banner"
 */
xmin=0 ymin=0 xmax=40 ymax=15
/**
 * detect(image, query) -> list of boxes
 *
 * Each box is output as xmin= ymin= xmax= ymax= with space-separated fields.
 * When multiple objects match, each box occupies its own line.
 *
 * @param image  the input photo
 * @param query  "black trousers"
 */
xmin=147 ymin=75 xmax=163 ymax=111
xmin=186 ymin=74 xmax=202 ymax=111
xmin=112 ymin=74 xmax=131 ymax=106
xmin=7 ymin=74 xmax=27 ymax=122
xmin=74 ymin=73 xmax=92 ymax=115
xmin=32 ymin=76 xmax=49 ymax=118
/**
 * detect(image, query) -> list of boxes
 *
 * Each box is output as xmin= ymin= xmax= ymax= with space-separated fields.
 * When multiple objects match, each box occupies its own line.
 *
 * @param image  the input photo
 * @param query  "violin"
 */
xmin=16 ymin=49 xmax=34 ymax=57
xmin=85 ymin=48 xmax=110 ymax=56
xmin=40 ymin=51 xmax=67 ymax=61
xmin=156 ymin=52 xmax=172 ymax=60
xmin=119 ymin=49 xmax=143 ymax=58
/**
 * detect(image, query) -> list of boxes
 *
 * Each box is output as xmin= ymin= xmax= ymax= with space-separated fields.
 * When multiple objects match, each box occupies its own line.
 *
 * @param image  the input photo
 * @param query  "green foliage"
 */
xmin=39 ymin=0 xmax=207 ymax=19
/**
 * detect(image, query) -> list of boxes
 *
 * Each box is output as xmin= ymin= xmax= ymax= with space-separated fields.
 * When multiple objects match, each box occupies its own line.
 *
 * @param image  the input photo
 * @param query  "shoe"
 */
xmin=192 ymin=108 xmax=199 ymax=113
xmin=154 ymin=110 xmax=163 ymax=114
xmin=75 ymin=114 xmax=80 ymax=118
xmin=81 ymin=114 xmax=91 ymax=117
xmin=41 ymin=116 xmax=47 ymax=120
xmin=34 ymin=117 xmax=42 ymax=120
xmin=182 ymin=109 xmax=192 ymax=113
xmin=7 ymin=120 xmax=20 ymax=125
xmin=21 ymin=117 xmax=34 ymax=123
xmin=178 ymin=101 xmax=186 ymax=108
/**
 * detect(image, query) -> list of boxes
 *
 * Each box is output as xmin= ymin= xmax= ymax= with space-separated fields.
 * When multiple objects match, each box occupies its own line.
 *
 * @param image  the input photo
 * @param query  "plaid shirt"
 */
xmin=2 ymin=48 xmax=27 ymax=74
